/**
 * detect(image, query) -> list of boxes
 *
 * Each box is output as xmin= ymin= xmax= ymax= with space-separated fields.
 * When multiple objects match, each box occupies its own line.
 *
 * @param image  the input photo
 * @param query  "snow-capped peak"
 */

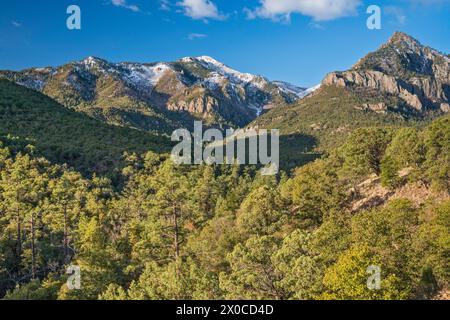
xmin=179 ymin=56 xmax=315 ymax=100
xmin=195 ymin=55 xmax=223 ymax=65
xmin=81 ymin=56 xmax=105 ymax=67
xmin=120 ymin=62 xmax=173 ymax=88
xmin=185 ymin=56 xmax=263 ymax=86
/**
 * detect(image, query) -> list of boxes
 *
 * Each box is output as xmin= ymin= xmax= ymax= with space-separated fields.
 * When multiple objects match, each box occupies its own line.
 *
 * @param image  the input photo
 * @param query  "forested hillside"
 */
xmin=1 ymin=114 xmax=448 ymax=300
xmin=252 ymin=32 xmax=450 ymax=170
xmin=252 ymin=85 xmax=428 ymax=169
xmin=0 ymin=30 xmax=449 ymax=301
xmin=0 ymin=80 xmax=170 ymax=177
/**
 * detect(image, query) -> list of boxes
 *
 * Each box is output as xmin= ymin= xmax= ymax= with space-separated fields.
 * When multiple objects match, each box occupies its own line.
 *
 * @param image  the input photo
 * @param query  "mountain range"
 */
xmin=0 ymin=32 xmax=449 ymax=171
xmin=0 ymin=55 xmax=310 ymax=133
xmin=251 ymin=32 xmax=450 ymax=167
xmin=1 ymin=29 xmax=449 ymax=301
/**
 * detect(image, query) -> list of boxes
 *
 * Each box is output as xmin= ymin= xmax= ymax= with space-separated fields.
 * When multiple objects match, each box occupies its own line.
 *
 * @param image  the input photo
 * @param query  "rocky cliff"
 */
xmin=323 ymin=32 xmax=450 ymax=115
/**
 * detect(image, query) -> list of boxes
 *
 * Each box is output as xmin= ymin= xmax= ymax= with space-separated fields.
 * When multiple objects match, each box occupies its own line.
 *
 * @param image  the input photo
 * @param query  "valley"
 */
xmin=0 ymin=31 xmax=448 ymax=301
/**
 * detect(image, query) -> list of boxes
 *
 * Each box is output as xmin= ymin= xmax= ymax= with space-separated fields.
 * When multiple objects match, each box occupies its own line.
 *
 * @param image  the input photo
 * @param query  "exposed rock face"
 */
xmin=168 ymin=91 xmax=220 ymax=115
xmin=356 ymin=102 xmax=388 ymax=114
xmin=324 ymin=71 xmax=425 ymax=111
xmin=441 ymin=103 xmax=450 ymax=113
xmin=0 ymin=56 xmax=310 ymax=132
xmin=323 ymin=32 xmax=450 ymax=115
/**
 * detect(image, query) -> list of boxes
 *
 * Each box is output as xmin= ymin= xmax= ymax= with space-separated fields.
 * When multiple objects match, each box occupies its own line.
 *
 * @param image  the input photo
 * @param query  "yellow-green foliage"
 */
xmin=0 ymin=99 xmax=448 ymax=301
xmin=0 ymin=79 xmax=169 ymax=177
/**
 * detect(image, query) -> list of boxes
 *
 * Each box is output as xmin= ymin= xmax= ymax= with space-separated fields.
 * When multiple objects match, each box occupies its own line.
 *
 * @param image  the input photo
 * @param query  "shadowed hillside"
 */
xmin=0 ymin=79 xmax=170 ymax=176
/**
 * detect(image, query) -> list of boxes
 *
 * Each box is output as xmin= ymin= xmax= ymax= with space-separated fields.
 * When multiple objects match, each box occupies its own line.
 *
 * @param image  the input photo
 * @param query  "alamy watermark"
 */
xmin=67 ymin=4 xmax=382 ymax=31
xmin=67 ymin=5 xmax=81 ymax=30
xmin=367 ymin=265 xmax=381 ymax=290
xmin=66 ymin=265 xmax=81 ymax=290
xmin=171 ymin=122 xmax=279 ymax=175
xmin=367 ymin=5 xmax=382 ymax=30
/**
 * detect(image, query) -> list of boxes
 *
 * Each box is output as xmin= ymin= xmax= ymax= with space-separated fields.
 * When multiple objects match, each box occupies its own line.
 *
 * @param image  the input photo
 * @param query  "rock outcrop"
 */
xmin=0 ymin=56 xmax=311 ymax=132
xmin=323 ymin=32 xmax=450 ymax=115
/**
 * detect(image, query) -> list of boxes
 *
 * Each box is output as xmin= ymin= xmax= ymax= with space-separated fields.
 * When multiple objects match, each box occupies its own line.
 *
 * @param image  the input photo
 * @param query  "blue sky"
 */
xmin=0 ymin=0 xmax=449 ymax=87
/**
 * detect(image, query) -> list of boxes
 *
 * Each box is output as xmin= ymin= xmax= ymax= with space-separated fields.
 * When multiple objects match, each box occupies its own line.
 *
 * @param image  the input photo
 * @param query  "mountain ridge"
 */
xmin=0 ymin=55 xmax=312 ymax=133
xmin=250 ymin=32 xmax=449 ymax=169
xmin=323 ymin=32 xmax=450 ymax=114
xmin=1 ymin=32 xmax=448 ymax=144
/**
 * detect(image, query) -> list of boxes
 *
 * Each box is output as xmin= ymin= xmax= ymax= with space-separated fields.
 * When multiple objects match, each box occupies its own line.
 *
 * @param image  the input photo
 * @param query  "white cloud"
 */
xmin=177 ymin=0 xmax=225 ymax=20
xmin=188 ymin=33 xmax=208 ymax=40
xmin=384 ymin=6 xmax=406 ymax=25
xmin=248 ymin=0 xmax=362 ymax=22
xmin=12 ymin=21 xmax=22 ymax=27
xmin=111 ymin=0 xmax=140 ymax=12
xmin=160 ymin=0 xmax=171 ymax=11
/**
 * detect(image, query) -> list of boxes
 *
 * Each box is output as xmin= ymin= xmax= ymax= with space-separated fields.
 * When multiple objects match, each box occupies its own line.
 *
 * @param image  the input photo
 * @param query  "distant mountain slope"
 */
xmin=251 ymin=32 xmax=449 ymax=169
xmin=0 ymin=79 xmax=169 ymax=176
xmin=0 ymin=56 xmax=309 ymax=132
xmin=323 ymin=32 xmax=450 ymax=115
xmin=251 ymin=85 xmax=418 ymax=169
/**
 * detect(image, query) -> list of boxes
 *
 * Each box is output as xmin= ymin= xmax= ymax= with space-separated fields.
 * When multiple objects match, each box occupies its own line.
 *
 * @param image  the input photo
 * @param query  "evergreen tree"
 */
xmin=322 ymin=245 xmax=409 ymax=300
xmin=339 ymin=128 xmax=392 ymax=179
xmin=220 ymin=236 xmax=286 ymax=300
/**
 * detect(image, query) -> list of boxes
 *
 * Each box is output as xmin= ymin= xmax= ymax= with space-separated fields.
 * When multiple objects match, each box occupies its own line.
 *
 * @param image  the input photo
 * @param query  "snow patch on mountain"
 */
xmin=186 ymin=56 xmax=312 ymax=100
xmin=202 ymin=72 xmax=227 ymax=90
xmin=184 ymin=56 xmax=266 ymax=89
xmin=300 ymin=84 xmax=322 ymax=98
xmin=17 ymin=79 xmax=46 ymax=91
xmin=273 ymin=81 xmax=306 ymax=97
xmin=2 ymin=55 xmax=311 ymax=125
xmin=120 ymin=63 xmax=173 ymax=88
xmin=83 ymin=56 xmax=100 ymax=68
xmin=76 ymin=57 xmax=176 ymax=91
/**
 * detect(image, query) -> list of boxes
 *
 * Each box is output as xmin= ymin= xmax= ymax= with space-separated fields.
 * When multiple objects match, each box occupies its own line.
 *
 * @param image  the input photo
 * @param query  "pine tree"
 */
xmin=48 ymin=171 xmax=88 ymax=264
xmin=321 ymin=245 xmax=409 ymax=300
xmin=339 ymin=128 xmax=392 ymax=179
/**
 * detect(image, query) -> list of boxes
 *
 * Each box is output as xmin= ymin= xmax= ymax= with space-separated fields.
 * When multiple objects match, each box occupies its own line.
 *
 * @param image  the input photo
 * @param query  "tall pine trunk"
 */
xmin=31 ymin=212 xmax=36 ymax=279
xmin=63 ymin=205 xmax=69 ymax=263
xmin=16 ymin=208 xmax=22 ymax=259
xmin=173 ymin=207 xmax=180 ymax=262
xmin=172 ymin=203 xmax=182 ymax=280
